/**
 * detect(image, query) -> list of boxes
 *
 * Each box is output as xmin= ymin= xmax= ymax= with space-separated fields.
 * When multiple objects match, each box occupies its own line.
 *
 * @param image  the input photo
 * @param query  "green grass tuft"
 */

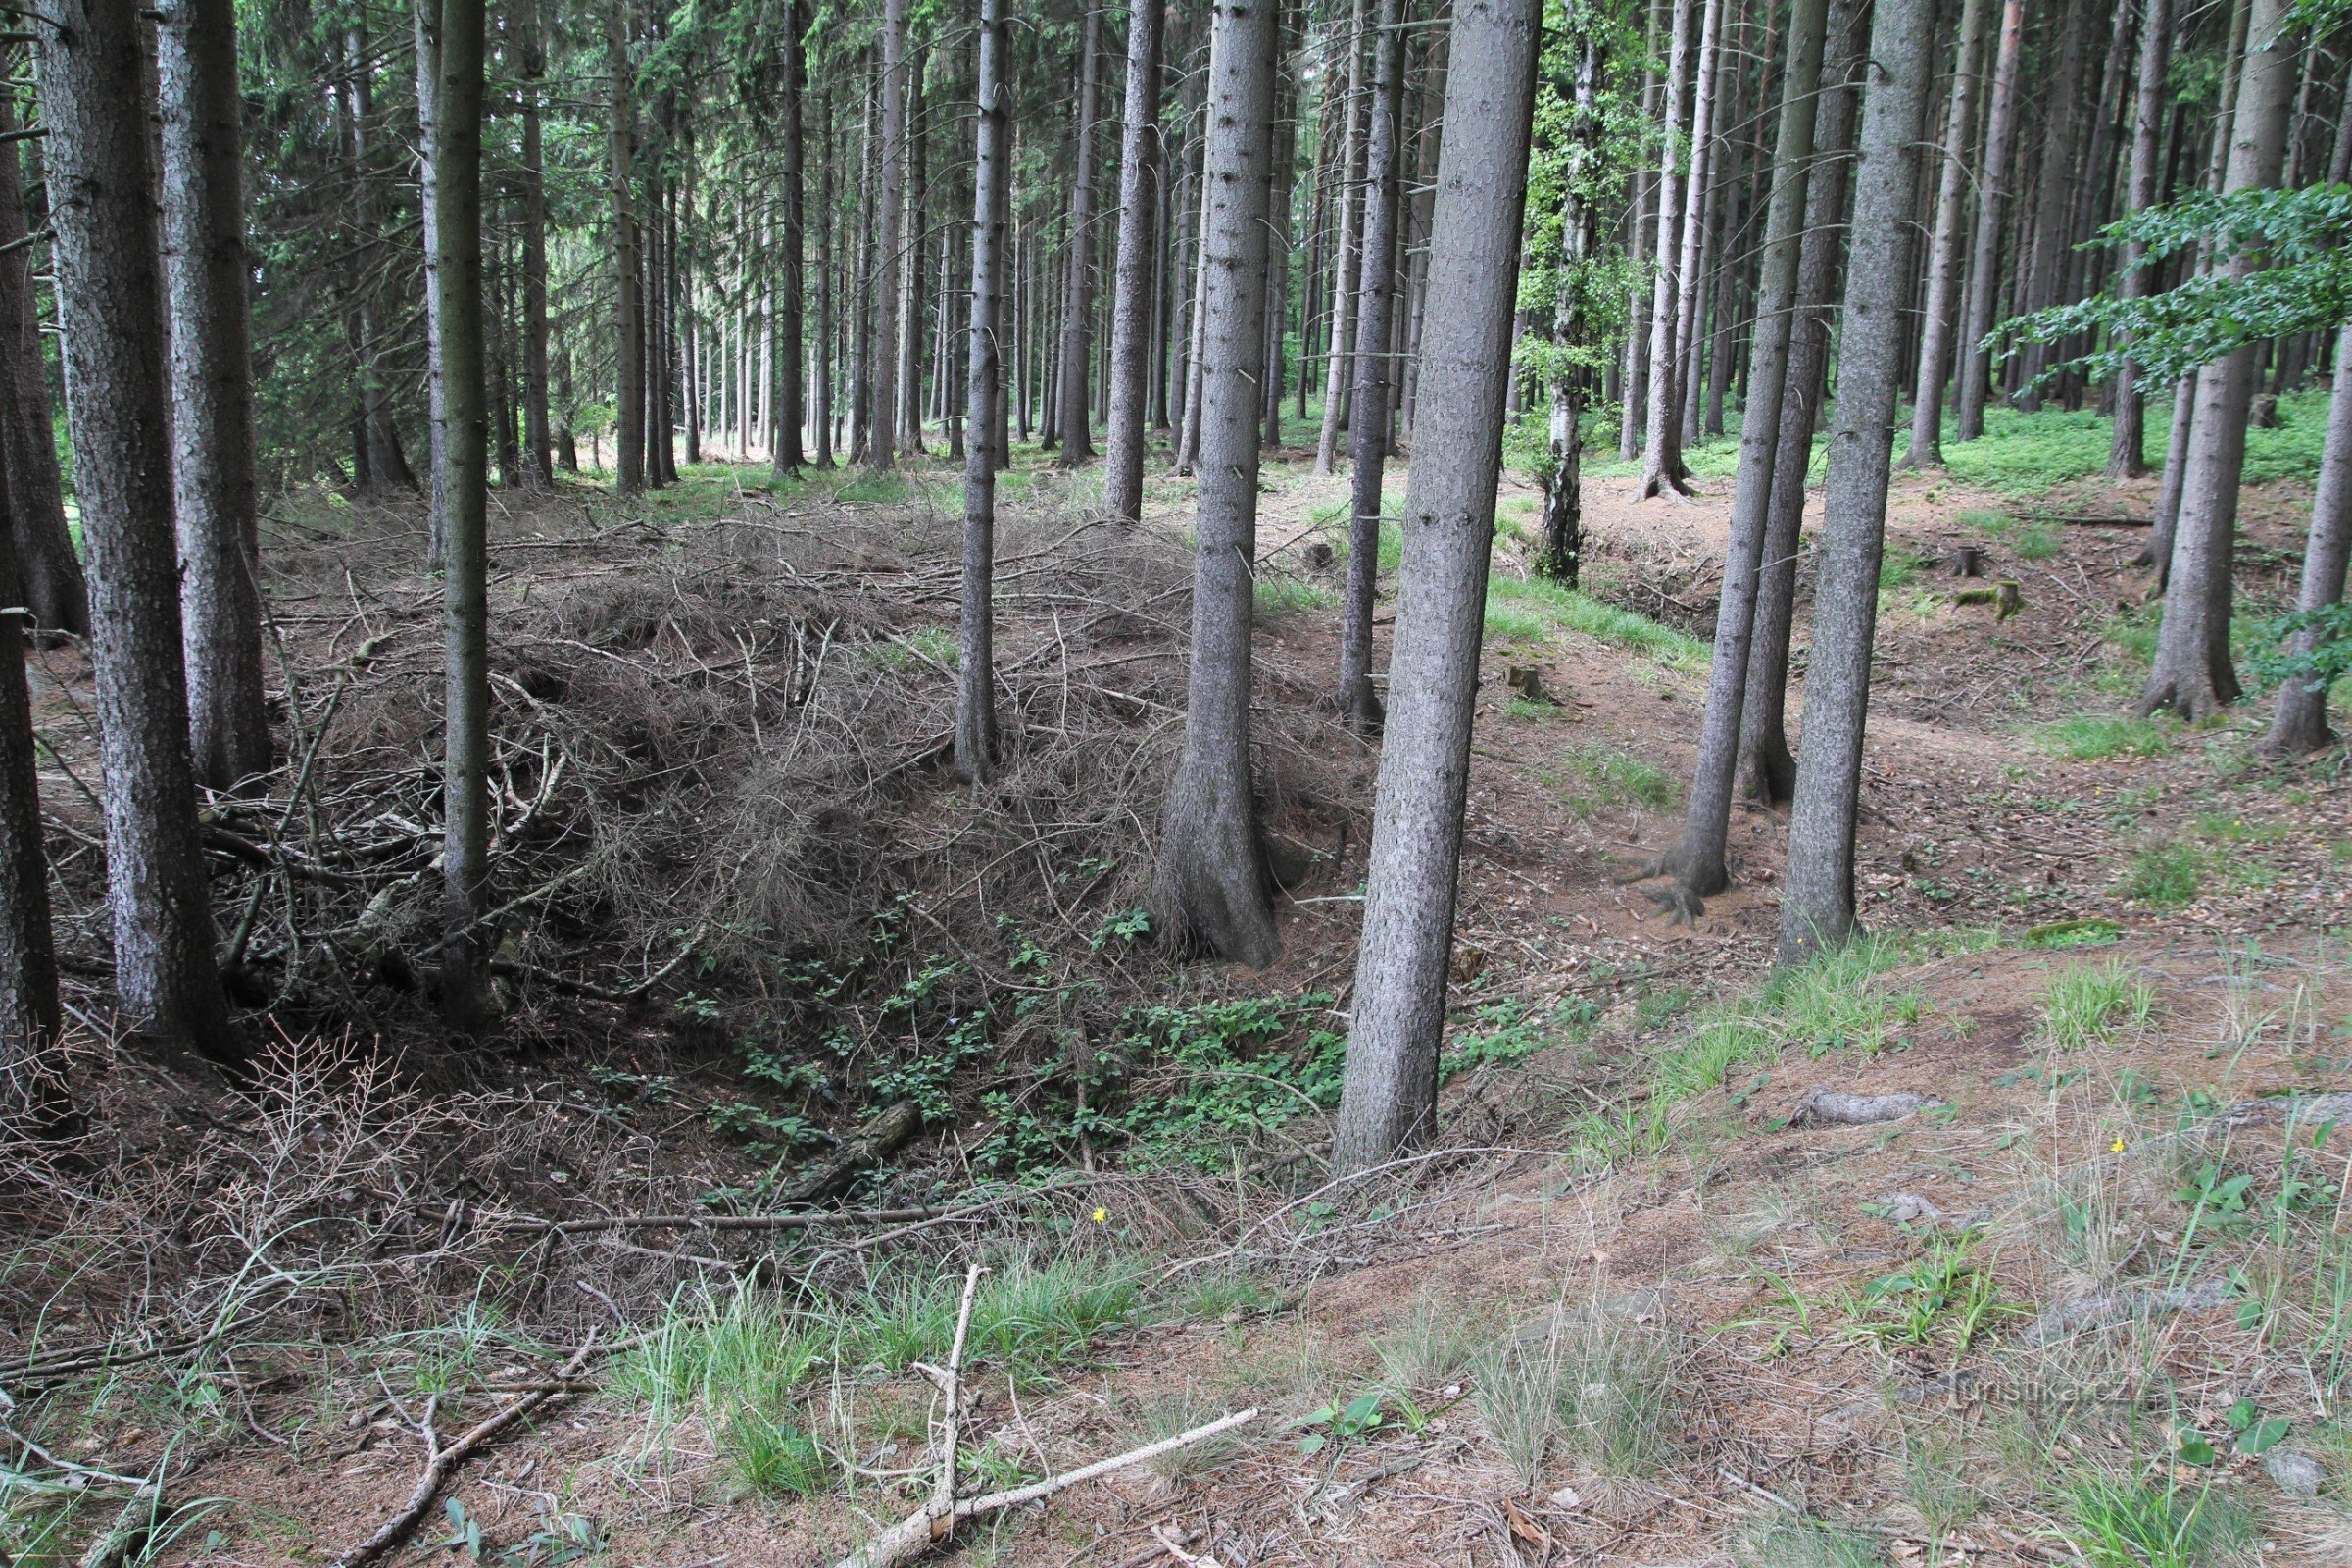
xmin=2029 ymin=714 xmax=2173 ymax=760
xmin=2038 ymin=959 xmax=2156 ymax=1050
xmin=1545 ymin=745 xmax=1677 ymax=817
xmin=1253 ymin=576 xmax=1337 ymax=616
xmin=2049 ymin=1472 xmax=2253 ymax=1568
xmin=2119 ymin=841 xmax=2203 ymax=906
xmin=1484 ymin=575 xmax=1709 ymax=669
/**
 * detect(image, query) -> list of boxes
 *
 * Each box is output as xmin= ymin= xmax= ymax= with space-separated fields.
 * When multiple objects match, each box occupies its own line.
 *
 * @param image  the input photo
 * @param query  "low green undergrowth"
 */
xmin=1484 ymin=574 xmax=1709 ymax=670
xmin=2029 ymin=713 xmax=2174 ymax=760
xmin=1543 ymin=744 xmax=1678 ymax=817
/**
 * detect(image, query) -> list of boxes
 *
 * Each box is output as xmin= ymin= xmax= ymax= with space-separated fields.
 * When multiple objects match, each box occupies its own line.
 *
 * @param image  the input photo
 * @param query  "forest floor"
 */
xmin=7 ymin=411 xmax=2352 ymax=1567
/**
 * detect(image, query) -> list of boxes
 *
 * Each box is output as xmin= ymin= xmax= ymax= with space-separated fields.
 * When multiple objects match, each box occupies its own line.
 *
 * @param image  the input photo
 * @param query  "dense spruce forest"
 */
xmin=2 ymin=0 xmax=2351 ymax=1560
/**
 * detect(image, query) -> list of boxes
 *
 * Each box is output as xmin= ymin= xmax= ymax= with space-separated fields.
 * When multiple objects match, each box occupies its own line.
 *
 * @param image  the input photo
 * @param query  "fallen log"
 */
xmin=1789 ymin=1088 xmax=1940 ymax=1127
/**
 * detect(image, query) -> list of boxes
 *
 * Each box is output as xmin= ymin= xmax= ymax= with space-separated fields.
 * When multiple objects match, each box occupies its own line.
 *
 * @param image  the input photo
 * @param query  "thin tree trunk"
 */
xmin=435 ymin=0 xmax=492 ymax=1028
xmin=1104 ymin=0 xmax=1167 ymax=520
xmin=39 ymin=0 xmax=240 ymax=1065
xmin=1332 ymin=0 xmax=1540 ymax=1174
xmin=1953 ymin=0 xmax=2022 ymax=443
xmin=1053 ymin=12 xmax=1102 ymax=466
xmin=815 ymin=94 xmax=836 ymax=467
xmin=2140 ymin=0 xmax=2294 ymax=721
xmin=1537 ymin=24 xmax=1606 ymax=587
xmin=1639 ymin=0 xmax=1703 ymax=498
xmin=416 ymin=0 xmax=451 ymax=557
xmin=160 ymin=0 xmax=271 ymax=794
xmin=1156 ymin=0 xmax=1280 ymax=967
xmin=2262 ymin=321 xmax=2352 ymax=755
xmin=1738 ymin=0 xmax=1865 ymax=808
xmin=872 ymin=4 xmax=906 ymax=470
xmin=0 ymin=519 xmax=62 ymax=1130
xmin=773 ymin=8 xmax=807 ymax=474
xmin=1671 ymin=0 xmax=1725 ymax=453
xmin=956 ymin=0 xmax=1008 ymax=783
xmin=1338 ymin=0 xmax=1407 ymax=733
xmin=609 ymin=1 xmax=643 ymax=493
xmin=520 ymin=0 xmax=554 ymax=487
xmin=0 ymin=88 xmax=86 ymax=637
xmin=1778 ymin=0 xmax=1936 ymax=963
xmin=1899 ymin=0 xmax=1992 ymax=467
xmin=1670 ymin=0 xmax=1829 ymax=897
xmin=1315 ymin=0 xmax=1369 ymax=476
xmin=1619 ymin=0 xmax=1663 ymax=463
xmin=2109 ymin=0 xmax=2172 ymax=479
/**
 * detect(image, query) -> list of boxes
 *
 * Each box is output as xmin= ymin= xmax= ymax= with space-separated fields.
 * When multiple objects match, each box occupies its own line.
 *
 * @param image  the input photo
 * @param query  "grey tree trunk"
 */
xmin=2107 ymin=0 xmax=2172 ymax=479
xmin=1618 ymin=0 xmax=1663 ymax=464
xmin=1638 ymin=0 xmax=1700 ymax=498
xmin=416 ymin=0 xmax=451 ymax=555
xmin=39 ymin=0 xmax=240 ymax=1066
xmin=1777 ymin=0 xmax=1936 ymax=964
xmin=775 ymin=0 xmax=808 ymax=475
xmin=1054 ymin=9 xmax=1102 ymax=466
xmin=160 ymin=0 xmax=271 ymax=794
xmin=956 ymin=0 xmax=1008 ymax=783
xmin=1666 ymin=0 xmax=1723 ymax=460
xmin=2141 ymin=0 xmax=2295 ymax=722
xmin=520 ymin=0 xmax=555 ymax=487
xmin=1314 ymin=0 xmax=1369 ymax=477
xmin=1155 ymin=0 xmax=1280 ymax=968
xmin=1899 ymin=0 xmax=1992 ymax=468
xmin=1953 ymin=0 xmax=2021 ymax=443
xmin=1670 ymin=0 xmax=1830 ymax=898
xmin=2010 ymin=0 xmax=2093 ymax=412
xmin=1332 ymin=0 xmax=1540 ymax=1174
xmin=1738 ymin=0 xmax=1865 ymax=808
xmin=2262 ymin=322 xmax=2352 ymax=754
xmin=1337 ymin=0 xmax=1407 ymax=734
xmin=0 ymin=523 xmax=62 ymax=1129
xmin=1103 ymin=0 xmax=1167 ymax=519
xmin=435 ymin=0 xmax=492 ymax=1029
xmin=871 ymin=0 xmax=906 ymax=470
xmin=1537 ymin=24 xmax=1605 ymax=587
xmin=0 ymin=89 xmax=85 ymax=638
xmin=608 ymin=1 xmax=643 ymax=493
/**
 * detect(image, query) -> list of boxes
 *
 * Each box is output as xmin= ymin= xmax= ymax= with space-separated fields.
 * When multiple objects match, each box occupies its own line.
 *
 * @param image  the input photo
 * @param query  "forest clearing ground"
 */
xmin=9 ymin=434 xmax=2352 ymax=1566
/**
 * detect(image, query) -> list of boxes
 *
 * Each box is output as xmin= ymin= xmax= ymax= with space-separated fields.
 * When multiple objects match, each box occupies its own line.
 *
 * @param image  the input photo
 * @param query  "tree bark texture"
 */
xmin=775 ymin=0 xmax=809 ymax=474
xmin=2108 ymin=0 xmax=2171 ymax=479
xmin=160 ymin=0 xmax=272 ymax=794
xmin=436 ymin=0 xmax=493 ymax=1029
xmin=956 ymin=0 xmax=1008 ymax=784
xmin=39 ymin=0 xmax=240 ymax=1065
xmin=1671 ymin=0 xmax=1829 ymax=897
xmin=2139 ymin=0 xmax=2294 ymax=723
xmin=1333 ymin=0 xmax=1540 ymax=1173
xmin=1155 ymin=0 xmax=1281 ymax=968
xmin=1337 ymin=0 xmax=1407 ymax=734
xmin=1054 ymin=8 xmax=1102 ymax=466
xmin=0 ymin=518 xmax=62 ymax=1129
xmin=0 ymin=88 xmax=85 ymax=638
xmin=1314 ymin=0 xmax=1369 ymax=477
xmin=2262 ymin=322 xmax=2352 ymax=756
xmin=1778 ymin=0 xmax=1936 ymax=964
xmin=1953 ymin=0 xmax=2021 ymax=443
xmin=1899 ymin=0 xmax=1991 ymax=468
xmin=1639 ymin=0 xmax=1701 ymax=498
xmin=1103 ymin=0 xmax=1167 ymax=519
xmin=608 ymin=1 xmax=643 ymax=493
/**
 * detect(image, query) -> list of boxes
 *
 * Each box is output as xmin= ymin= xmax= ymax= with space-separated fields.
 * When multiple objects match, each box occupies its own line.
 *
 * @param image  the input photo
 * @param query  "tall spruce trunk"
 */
xmin=774 ymin=0 xmax=808 ymax=474
xmin=1666 ymin=0 xmax=1723 ymax=456
xmin=1619 ymin=0 xmax=1663 ymax=463
xmin=1054 ymin=11 xmax=1102 ymax=466
xmin=160 ymin=0 xmax=271 ymax=794
xmin=2109 ymin=0 xmax=2172 ymax=479
xmin=1738 ymin=0 xmax=1864 ymax=807
xmin=1899 ymin=0 xmax=1992 ymax=467
xmin=1332 ymin=0 xmax=1540 ymax=1173
xmin=0 ymin=86 xmax=85 ymax=637
xmin=1337 ymin=0 xmax=1407 ymax=733
xmin=0 ymin=519 xmax=62 ymax=1129
xmin=435 ymin=0 xmax=492 ymax=1029
xmin=1953 ymin=0 xmax=2022 ymax=443
xmin=956 ymin=0 xmax=1008 ymax=783
xmin=40 ymin=0 xmax=240 ymax=1066
xmin=520 ymin=0 xmax=555 ymax=487
xmin=1639 ymin=0 xmax=1701 ymax=498
xmin=872 ymin=0 xmax=906 ymax=469
xmin=1103 ymin=0 xmax=1167 ymax=520
xmin=1537 ymin=26 xmax=1605 ymax=586
xmin=1778 ymin=0 xmax=1936 ymax=963
xmin=1156 ymin=0 xmax=1281 ymax=967
xmin=2010 ymin=0 xmax=2094 ymax=412
xmin=2140 ymin=0 xmax=2295 ymax=722
xmin=1669 ymin=0 xmax=1830 ymax=897
xmin=1314 ymin=0 xmax=1367 ymax=478
xmin=416 ymin=0 xmax=450 ymax=559
xmin=608 ymin=1 xmax=644 ymax=493
xmin=2261 ymin=321 xmax=2352 ymax=755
